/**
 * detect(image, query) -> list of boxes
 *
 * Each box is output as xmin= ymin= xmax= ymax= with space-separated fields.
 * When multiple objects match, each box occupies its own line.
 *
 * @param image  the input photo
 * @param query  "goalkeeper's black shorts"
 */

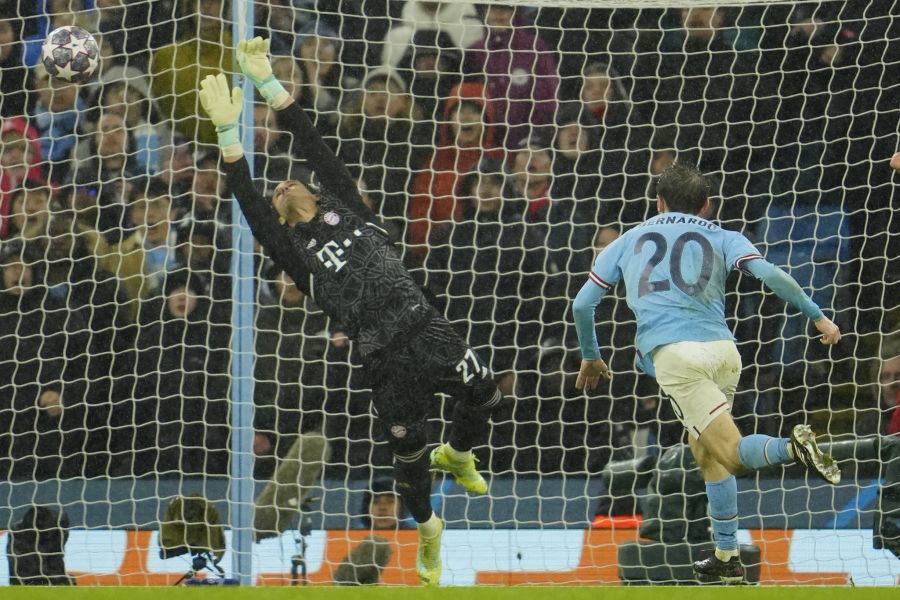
xmin=362 ymin=311 xmax=497 ymax=435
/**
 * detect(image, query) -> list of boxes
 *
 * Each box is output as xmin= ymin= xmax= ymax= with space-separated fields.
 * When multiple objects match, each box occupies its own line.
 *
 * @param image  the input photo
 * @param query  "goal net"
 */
xmin=0 ymin=0 xmax=898 ymax=587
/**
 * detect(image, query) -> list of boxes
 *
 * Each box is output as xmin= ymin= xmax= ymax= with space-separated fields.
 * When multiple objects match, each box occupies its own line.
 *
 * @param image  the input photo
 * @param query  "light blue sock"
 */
xmin=738 ymin=434 xmax=792 ymax=470
xmin=706 ymin=475 xmax=738 ymax=551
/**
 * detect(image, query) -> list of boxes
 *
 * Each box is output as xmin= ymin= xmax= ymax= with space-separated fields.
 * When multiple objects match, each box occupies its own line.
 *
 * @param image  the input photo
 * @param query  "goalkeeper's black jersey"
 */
xmin=222 ymin=103 xmax=432 ymax=357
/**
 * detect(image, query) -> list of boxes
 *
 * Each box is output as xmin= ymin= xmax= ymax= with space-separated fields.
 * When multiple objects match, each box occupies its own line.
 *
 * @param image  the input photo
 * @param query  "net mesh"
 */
xmin=0 ymin=0 xmax=898 ymax=586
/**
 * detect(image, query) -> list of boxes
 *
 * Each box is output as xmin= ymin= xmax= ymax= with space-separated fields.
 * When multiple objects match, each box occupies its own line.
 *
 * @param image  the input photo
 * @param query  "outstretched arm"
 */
xmin=572 ymin=278 xmax=612 ymax=390
xmin=743 ymin=258 xmax=841 ymax=344
xmin=238 ymin=37 xmax=367 ymax=213
xmin=199 ymin=73 xmax=307 ymax=287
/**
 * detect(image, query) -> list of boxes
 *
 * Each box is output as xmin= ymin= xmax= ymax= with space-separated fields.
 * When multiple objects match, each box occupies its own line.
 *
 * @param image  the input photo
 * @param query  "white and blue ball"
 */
xmin=41 ymin=25 xmax=100 ymax=83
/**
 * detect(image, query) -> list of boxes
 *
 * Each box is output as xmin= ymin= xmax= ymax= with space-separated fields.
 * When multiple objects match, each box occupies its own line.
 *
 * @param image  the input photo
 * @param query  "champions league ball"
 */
xmin=41 ymin=26 xmax=100 ymax=83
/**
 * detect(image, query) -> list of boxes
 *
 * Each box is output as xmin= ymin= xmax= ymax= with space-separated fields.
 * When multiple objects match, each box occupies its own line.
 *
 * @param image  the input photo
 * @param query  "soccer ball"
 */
xmin=41 ymin=26 xmax=100 ymax=83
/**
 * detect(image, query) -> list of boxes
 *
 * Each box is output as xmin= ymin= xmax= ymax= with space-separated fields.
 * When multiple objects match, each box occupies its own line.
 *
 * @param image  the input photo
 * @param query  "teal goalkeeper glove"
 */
xmin=199 ymin=73 xmax=244 ymax=160
xmin=237 ymin=37 xmax=290 ymax=108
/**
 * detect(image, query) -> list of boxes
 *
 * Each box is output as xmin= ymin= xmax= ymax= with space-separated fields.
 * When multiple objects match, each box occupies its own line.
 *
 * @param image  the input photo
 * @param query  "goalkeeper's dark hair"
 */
xmin=654 ymin=161 xmax=711 ymax=215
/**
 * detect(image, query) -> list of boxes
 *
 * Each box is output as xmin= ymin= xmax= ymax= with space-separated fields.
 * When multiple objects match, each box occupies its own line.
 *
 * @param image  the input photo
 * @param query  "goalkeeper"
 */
xmin=199 ymin=38 xmax=501 ymax=587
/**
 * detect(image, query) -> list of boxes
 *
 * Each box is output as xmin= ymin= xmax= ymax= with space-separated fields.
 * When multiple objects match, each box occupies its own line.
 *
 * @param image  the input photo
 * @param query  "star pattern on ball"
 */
xmin=62 ymin=36 xmax=91 ymax=60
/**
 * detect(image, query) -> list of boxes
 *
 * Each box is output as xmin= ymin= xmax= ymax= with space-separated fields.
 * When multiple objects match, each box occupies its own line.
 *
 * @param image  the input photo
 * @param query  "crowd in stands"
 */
xmin=0 ymin=0 xmax=897 ymax=482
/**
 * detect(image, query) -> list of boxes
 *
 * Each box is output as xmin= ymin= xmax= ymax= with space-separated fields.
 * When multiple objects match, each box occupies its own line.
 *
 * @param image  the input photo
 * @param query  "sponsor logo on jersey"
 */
xmin=323 ymin=211 xmax=340 ymax=226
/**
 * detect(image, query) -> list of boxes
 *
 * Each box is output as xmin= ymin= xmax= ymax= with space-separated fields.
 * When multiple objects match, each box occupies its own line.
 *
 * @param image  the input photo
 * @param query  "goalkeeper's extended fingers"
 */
xmin=230 ymin=85 xmax=244 ymax=109
xmin=249 ymin=36 xmax=269 ymax=56
xmin=214 ymin=72 xmax=231 ymax=97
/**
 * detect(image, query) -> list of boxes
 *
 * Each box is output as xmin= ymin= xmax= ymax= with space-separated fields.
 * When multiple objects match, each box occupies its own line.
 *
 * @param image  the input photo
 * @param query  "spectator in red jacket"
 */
xmin=408 ymin=82 xmax=503 ymax=265
xmin=0 ymin=117 xmax=46 ymax=239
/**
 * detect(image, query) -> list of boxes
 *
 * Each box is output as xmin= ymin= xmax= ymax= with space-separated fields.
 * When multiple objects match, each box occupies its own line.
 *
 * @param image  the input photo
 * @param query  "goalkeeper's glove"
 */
xmin=237 ymin=37 xmax=290 ymax=108
xmin=199 ymin=73 xmax=244 ymax=160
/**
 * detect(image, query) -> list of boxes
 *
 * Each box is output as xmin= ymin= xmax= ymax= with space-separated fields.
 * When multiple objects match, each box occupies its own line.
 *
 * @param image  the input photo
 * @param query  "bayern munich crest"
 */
xmin=323 ymin=211 xmax=340 ymax=226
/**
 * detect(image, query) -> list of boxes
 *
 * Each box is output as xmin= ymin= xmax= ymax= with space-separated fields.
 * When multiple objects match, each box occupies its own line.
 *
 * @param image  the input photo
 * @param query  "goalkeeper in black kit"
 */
xmin=199 ymin=38 xmax=500 ymax=586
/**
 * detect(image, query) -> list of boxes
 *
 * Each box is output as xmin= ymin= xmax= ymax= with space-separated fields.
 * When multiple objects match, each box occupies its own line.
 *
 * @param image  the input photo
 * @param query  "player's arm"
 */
xmin=572 ymin=242 xmax=625 ymax=390
xmin=198 ymin=73 xmax=301 ymax=279
xmin=237 ymin=37 xmax=372 ymax=217
xmin=572 ymin=280 xmax=611 ymax=390
xmin=742 ymin=258 xmax=841 ymax=345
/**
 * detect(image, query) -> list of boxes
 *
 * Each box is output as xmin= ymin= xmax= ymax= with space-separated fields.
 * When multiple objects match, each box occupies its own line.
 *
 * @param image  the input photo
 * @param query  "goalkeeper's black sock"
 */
xmin=393 ymin=446 xmax=433 ymax=523
xmin=448 ymin=392 xmax=499 ymax=452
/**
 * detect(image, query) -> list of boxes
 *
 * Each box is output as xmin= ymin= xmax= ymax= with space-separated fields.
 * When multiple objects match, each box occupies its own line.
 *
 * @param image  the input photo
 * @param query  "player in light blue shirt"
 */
xmin=572 ymin=162 xmax=842 ymax=584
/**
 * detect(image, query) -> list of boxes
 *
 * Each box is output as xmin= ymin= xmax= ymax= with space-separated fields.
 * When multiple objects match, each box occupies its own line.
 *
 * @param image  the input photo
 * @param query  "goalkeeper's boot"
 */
xmin=416 ymin=517 xmax=444 ymax=587
xmin=790 ymin=424 xmax=841 ymax=485
xmin=430 ymin=444 xmax=488 ymax=494
xmin=692 ymin=554 xmax=745 ymax=585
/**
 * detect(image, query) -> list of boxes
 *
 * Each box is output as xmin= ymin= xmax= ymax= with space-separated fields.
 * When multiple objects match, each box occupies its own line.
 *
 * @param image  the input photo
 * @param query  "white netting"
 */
xmin=0 ymin=0 xmax=898 ymax=587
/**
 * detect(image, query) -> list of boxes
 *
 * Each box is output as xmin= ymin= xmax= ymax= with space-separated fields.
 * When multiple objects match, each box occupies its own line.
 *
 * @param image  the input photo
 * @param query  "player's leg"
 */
xmin=687 ymin=432 xmax=744 ymax=584
xmin=654 ymin=340 xmax=747 ymax=583
xmin=366 ymin=359 xmax=443 ymax=586
xmin=414 ymin=317 xmax=501 ymax=494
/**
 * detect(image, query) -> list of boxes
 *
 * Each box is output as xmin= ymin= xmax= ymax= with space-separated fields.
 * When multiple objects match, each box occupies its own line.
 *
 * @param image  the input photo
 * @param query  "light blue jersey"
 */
xmin=572 ymin=211 xmax=823 ymax=377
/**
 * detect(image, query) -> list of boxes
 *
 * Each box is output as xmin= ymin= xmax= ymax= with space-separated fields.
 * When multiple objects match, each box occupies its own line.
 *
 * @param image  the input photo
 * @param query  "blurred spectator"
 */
xmin=296 ymin=21 xmax=356 ymax=130
xmin=408 ymin=82 xmax=502 ymax=264
xmin=157 ymin=134 xmax=195 ymax=200
xmin=752 ymin=14 xmax=856 ymax=406
xmin=1 ymin=118 xmax=44 ymax=186
xmin=173 ymin=218 xmax=229 ymax=298
xmin=440 ymin=160 xmax=529 ymax=371
xmin=381 ymin=1 xmax=482 ymax=71
xmin=357 ymin=477 xmax=408 ymax=530
xmin=502 ymin=342 xmax=611 ymax=474
xmin=255 ymin=0 xmax=298 ymax=56
xmin=880 ymin=352 xmax=900 ymax=436
xmin=7 ymin=184 xmax=51 ymax=242
xmin=1 ymin=117 xmax=46 ymax=238
xmin=150 ymin=0 xmax=235 ymax=144
xmin=395 ymin=29 xmax=463 ymax=122
xmin=89 ymin=0 xmax=176 ymax=71
xmin=0 ymin=14 xmax=34 ymax=118
xmin=339 ymin=67 xmax=431 ymax=221
xmin=42 ymin=211 xmax=132 ymax=476
xmin=253 ymin=268 xmax=335 ymax=478
xmin=68 ymin=184 xmax=146 ymax=317
xmin=97 ymin=66 xmax=172 ymax=175
xmin=31 ymin=66 xmax=86 ymax=183
xmin=507 ymin=135 xmax=553 ymax=223
xmin=631 ymin=7 xmax=755 ymax=196
xmin=271 ymin=55 xmax=312 ymax=111
xmin=465 ymin=3 xmax=559 ymax=150
xmin=132 ymin=185 xmax=178 ymax=293
xmin=550 ymin=104 xmax=601 ymax=203
xmin=579 ymin=62 xmax=634 ymax=126
xmin=577 ymin=61 xmax=654 ymax=227
xmin=191 ymin=149 xmax=228 ymax=222
xmin=0 ymin=238 xmax=88 ymax=479
xmin=69 ymin=111 xmax=138 ymax=240
xmin=131 ymin=269 xmax=230 ymax=476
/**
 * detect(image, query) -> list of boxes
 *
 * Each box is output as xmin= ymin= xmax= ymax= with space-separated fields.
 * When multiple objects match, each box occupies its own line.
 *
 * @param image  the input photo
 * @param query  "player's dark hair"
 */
xmin=655 ymin=161 xmax=711 ymax=215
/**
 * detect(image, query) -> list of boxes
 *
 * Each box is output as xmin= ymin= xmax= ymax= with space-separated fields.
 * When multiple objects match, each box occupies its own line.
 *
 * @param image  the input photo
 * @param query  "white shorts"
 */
xmin=652 ymin=340 xmax=742 ymax=438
